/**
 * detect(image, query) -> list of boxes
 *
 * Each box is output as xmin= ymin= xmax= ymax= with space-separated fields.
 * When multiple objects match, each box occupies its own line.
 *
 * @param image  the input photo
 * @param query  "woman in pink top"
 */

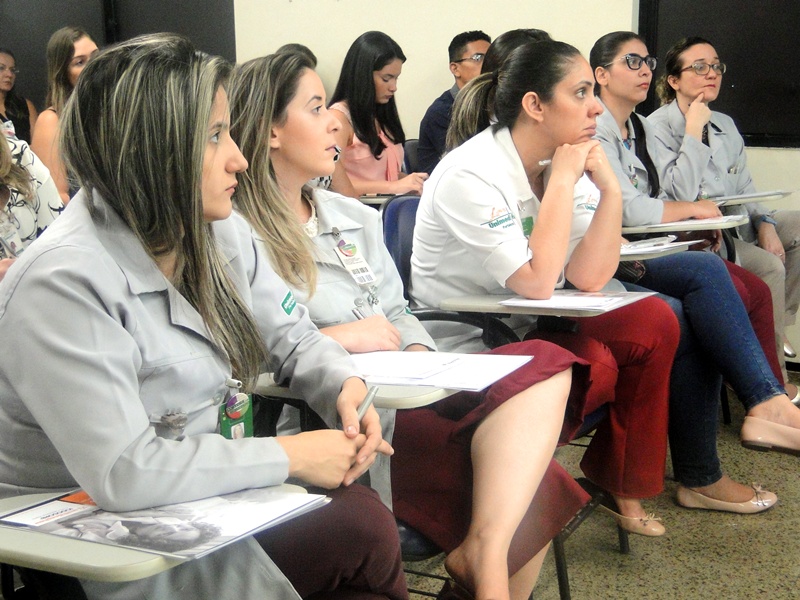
xmin=329 ymin=31 xmax=428 ymax=195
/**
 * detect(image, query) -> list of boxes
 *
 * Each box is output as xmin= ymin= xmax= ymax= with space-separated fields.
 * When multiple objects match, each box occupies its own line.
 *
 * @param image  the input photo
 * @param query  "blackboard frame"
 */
xmin=638 ymin=0 xmax=800 ymax=148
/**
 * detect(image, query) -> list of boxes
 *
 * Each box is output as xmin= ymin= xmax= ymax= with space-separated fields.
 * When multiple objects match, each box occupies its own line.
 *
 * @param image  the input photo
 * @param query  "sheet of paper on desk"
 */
xmin=351 ymin=351 xmax=532 ymax=391
xmin=0 ymin=487 xmax=329 ymax=560
xmin=499 ymin=290 xmax=656 ymax=312
xmin=620 ymin=240 xmax=697 ymax=255
xmin=657 ymin=215 xmax=745 ymax=228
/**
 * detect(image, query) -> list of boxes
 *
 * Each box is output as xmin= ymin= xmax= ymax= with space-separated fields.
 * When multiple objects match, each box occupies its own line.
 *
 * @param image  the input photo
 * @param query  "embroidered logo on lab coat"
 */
xmin=281 ymin=291 xmax=297 ymax=315
xmin=482 ymin=208 xmax=515 ymax=229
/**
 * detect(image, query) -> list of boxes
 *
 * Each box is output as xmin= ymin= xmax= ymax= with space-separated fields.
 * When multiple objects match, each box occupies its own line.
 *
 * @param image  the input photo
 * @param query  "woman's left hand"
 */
xmin=584 ymin=143 xmax=621 ymax=196
xmin=336 ymin=377 xmax=393 ymax=485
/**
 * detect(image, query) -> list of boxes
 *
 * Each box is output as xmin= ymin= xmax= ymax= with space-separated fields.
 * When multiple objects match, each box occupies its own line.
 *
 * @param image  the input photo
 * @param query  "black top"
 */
xmin=1 ymin=94 xmax=31 ymax=143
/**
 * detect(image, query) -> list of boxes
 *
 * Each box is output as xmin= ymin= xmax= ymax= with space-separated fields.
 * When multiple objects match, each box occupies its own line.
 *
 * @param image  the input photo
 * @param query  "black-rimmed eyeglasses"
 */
xmin=680 ymin=62 xmax=727 ymax=76
xmin=452 ymin=53 xmax=485 ymax=64
xmin=604 ymin=53 xmax=657 ymax=71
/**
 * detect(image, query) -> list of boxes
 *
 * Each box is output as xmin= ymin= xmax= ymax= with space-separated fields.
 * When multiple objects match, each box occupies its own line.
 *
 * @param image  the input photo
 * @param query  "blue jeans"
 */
xmin=625 ymin=251 xmax=784 ymax=487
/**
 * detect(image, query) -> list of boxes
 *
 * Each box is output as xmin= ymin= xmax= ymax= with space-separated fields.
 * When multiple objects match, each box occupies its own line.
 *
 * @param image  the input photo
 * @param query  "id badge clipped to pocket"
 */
xmin=219 ymin=378 xmax=253 ymax=439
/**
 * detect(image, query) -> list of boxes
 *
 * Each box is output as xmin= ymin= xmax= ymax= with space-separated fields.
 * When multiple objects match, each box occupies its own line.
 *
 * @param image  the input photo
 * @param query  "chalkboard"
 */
xmin=0 ymin=0 xmax=235 ymax=112
xmin=638 ymin=0 xmax=800 ymax=147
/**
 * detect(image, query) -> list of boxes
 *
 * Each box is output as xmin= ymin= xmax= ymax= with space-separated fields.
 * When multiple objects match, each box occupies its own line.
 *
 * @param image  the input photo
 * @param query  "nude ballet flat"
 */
xmin=676 ymin=484 xmax=777 ymax=514
xmin=741 ymin=415 xmax=800 ymax=456
xmin=599 ymin=505 xmax=665 ymax=537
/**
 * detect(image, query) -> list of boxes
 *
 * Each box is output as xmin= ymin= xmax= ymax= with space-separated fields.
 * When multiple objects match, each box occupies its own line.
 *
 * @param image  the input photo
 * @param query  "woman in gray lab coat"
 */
xmin=0 ymin=33 xmax=406 ymax=600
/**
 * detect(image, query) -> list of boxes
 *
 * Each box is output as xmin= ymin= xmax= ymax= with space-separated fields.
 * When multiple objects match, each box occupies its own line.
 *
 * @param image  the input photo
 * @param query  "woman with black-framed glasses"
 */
xmin=649 ymin=36 xmax=800 ymax=391
xmin=591 ymin=31 xmax=796 ymax=515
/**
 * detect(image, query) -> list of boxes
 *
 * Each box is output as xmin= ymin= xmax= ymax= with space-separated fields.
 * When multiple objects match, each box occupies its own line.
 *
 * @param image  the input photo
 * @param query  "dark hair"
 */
xmin=45 ymin=26 xmax=93 ymax=113
xmin=481 ymin=29 xmax=552 ymax=74
xmin=448 ymin=30 xmax=491 ymax=62
xmin=656 ymin=36 xmax=714 ymax=105
xmin=590 ymin=31 xmax=661 ymax=196
xmin=589 ymin=31 xmax=644 ymax=95
xmin=329 ymin=31 xmax=406 ymax=159
xmin=275 ymin=43 xmax=317 ymax=67
xmin=448 ymin=39 xmax=578 ymax=150
xmin=0 ymin=48 xmax=31 ymax=137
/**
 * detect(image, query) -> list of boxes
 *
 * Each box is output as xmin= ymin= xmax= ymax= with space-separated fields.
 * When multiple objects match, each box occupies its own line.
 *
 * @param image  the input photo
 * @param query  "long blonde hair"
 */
xmin=229 ymin=52 xmax=319 ymax=294
xmin=60 ymin=33 xmax=267 ymax=388
xmin=0 ymin=140 xmax=34 ymax=203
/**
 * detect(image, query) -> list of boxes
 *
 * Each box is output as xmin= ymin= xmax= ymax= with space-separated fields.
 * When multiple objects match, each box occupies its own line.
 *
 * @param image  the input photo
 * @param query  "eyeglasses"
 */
xmin=0 ymin=65 xmax=18 ymax=75
xmin=680 ymin=61 xmax=727 ymax=76
xmin=452 ymin=53 xmax=485 ymax=64
xmin=603 ymin=54 xmax=657 ymax=71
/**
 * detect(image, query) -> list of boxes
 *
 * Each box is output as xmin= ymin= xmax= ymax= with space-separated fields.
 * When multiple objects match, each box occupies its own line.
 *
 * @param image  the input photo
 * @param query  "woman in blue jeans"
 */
xmin=591 ymin=31 xmax=800 ymax=512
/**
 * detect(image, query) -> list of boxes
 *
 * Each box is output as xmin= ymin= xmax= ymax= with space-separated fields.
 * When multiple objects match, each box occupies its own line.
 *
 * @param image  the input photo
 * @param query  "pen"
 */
xmin=352 ymin=307 xmax=367 ymax=320
xmin=357 ymin=386 xmax=379 ymax=421
xmin=538 ymin=159 xmax=552 ymax=166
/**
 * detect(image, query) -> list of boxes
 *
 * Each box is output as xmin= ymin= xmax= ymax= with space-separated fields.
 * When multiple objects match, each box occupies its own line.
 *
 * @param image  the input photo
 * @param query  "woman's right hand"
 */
xmin=550 ymin=140 xmax=600 ymax=184
xmin=321 ymin=315 xmax=402 ymax=353
xmin=392 ymin=172 xmax=428 ymax=195
xmin=276 ymin=430 xmax=367 ymax=489
xmin=691 ymin=199 xmax=723 ymax=219
xmin=685 ymin=92 xmax=712 ymax=140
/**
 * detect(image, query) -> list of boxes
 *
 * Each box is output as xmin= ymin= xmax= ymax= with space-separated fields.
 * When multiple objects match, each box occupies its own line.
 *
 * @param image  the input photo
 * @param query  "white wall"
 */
xmin=234 ymin=0 xmax=800 ymax=354
xmin=234 ymin=0 xmax=636 ymax=133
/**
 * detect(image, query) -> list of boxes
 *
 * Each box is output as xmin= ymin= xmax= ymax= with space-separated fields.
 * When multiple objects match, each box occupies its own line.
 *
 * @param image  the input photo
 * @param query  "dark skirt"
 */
xmin=390 ymin=340 xmax=592 ymax=570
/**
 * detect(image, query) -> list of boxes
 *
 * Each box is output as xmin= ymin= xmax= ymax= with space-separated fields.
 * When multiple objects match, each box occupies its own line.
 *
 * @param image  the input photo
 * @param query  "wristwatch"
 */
xmin=759 ymin=215 xmax=778 ymax=227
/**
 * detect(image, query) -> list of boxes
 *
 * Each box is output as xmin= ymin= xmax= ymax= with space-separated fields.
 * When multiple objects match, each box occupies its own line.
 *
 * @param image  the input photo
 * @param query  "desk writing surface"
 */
xmin=0 ymin=493 xmax=181 ymax=582
xmin=620 ymin=243 xmax=688 ymax=261
xmin=713 ymin=190 xmax=791 ymax=206
xmin=0 ymin=484 xmax=307 ymax=582
xmin=358 ymin=194 xmax=393 ymax=207
xmin=255 ymin=373 xmax=454 ymax=409
xmin=440 ymin=291 xmax=653 ymax=318
xmin=621 ymin=214 xmax=748 ymax=235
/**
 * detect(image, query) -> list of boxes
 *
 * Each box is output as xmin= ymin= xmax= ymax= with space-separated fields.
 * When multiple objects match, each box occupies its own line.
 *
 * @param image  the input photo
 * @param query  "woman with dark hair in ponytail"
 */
xmin=591 ymin=31 xmax=798 ymax=512
xmin=413 ymin=38 xmax=681 ymax=538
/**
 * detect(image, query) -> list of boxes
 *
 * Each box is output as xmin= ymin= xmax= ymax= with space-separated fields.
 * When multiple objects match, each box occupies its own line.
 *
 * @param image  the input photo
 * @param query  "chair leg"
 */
xmin=720 ymin=385 xmax=732 ymax=425
xmin=1 ymin=563 xmax=18 ymax=599
xmin=552 ymin=534 xmax=571 ymax=600
xmin=616 ymin=525 xmax=631 ymax=554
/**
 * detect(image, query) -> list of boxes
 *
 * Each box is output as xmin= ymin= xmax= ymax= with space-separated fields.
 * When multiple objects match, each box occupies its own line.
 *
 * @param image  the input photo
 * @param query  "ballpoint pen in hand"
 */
xmin=356 ymin=386 xmax=379 ymax=421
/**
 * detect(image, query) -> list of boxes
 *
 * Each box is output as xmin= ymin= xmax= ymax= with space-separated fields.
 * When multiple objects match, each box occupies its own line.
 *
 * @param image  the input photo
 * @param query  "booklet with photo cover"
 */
xmin=0 ymin=486 xmax=329 ymax=560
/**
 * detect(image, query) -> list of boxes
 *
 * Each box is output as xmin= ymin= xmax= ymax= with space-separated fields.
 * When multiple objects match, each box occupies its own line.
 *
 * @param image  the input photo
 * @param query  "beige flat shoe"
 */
xmin=677 ymin=484 xmax=777 ymax=514
xmin=741 ymin=415 xmax=800 ymax=455
xmin=599 ymin=505 xmax=665 ymax=537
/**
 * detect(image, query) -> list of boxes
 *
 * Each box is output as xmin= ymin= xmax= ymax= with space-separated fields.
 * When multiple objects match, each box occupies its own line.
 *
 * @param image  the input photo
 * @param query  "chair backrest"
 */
xmin=381 ymin=194 xmax=420 ymax=298
xmin=403 ymin=139 xmax=420 ymax=174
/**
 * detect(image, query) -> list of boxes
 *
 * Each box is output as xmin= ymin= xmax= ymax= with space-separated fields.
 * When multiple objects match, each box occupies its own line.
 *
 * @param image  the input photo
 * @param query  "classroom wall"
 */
xmin=233 ymin=0 xmax=636 ymax=131
xmin=234 ymin=0 xmax=800 ymax=355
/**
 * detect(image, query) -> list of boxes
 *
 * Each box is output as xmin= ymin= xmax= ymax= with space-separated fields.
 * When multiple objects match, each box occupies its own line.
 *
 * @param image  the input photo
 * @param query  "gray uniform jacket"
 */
xmin=648 ymin=99 xmax=772 ymax=242
xmin=279 ymin=189 xmax=435 ymax=506
xmin=0 ymin=190 xmax=359 ymax=599
xmin=595 ymin=101 xmax=667 ymax=226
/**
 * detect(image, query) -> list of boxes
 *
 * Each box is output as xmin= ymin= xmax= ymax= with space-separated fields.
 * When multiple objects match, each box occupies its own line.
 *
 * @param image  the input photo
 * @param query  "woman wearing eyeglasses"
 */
xmin=649 ymin=37 xmax=800 ymax=382
xmin=591 ymin=31 xmax=795 ymax=513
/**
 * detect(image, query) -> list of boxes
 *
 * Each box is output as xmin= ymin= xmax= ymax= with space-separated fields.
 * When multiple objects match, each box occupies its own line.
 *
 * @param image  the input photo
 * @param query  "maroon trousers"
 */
xmin=258 ymin=485 xmax=408 ymax=600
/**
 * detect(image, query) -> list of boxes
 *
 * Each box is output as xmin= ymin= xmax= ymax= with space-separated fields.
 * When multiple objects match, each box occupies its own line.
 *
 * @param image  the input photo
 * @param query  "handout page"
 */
xmin=499 ymin=290 xmax=655 ymax=312
xmin=620 ymin=240 xmax=697 ymax=255
xmin=350 ymin=352 xmax=532 ymax=392
xmin=0 ymin=487 xmax=329 ymax=560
